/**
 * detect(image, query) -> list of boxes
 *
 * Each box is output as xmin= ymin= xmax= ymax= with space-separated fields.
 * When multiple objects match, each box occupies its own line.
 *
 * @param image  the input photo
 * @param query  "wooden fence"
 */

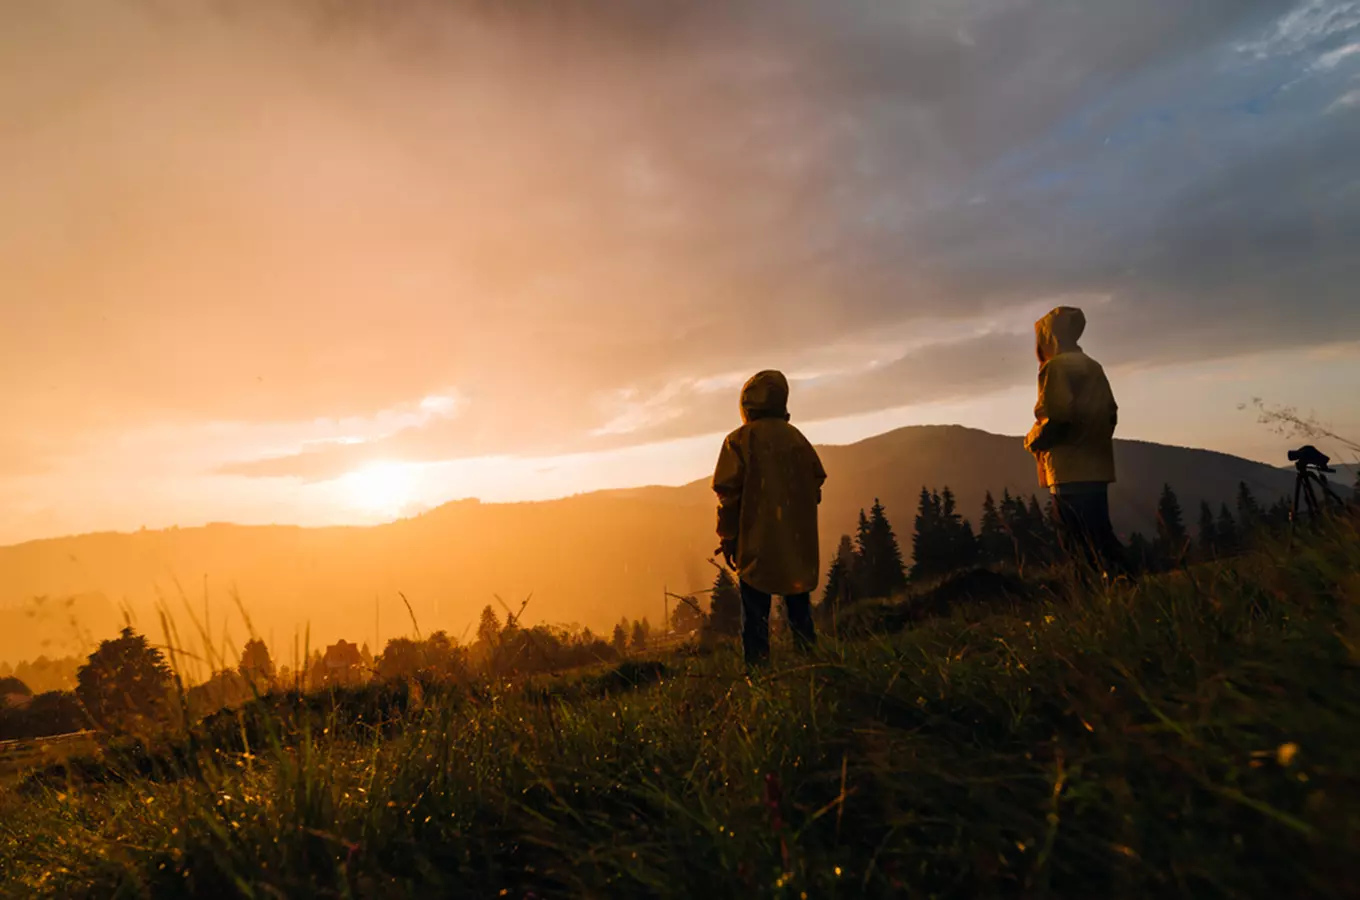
xmin=0 ymin=730 xmax=99 ymax=785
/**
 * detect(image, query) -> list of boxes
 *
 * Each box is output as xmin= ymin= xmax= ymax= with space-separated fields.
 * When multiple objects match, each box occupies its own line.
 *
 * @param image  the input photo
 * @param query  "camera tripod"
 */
xmin=1289 ymin=460 xmax=1346 ymax=528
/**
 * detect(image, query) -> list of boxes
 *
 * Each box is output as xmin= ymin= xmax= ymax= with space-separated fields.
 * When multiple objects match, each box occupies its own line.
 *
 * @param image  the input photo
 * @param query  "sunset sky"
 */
xmin=3 ymin=0 xmax=1359 ymax=546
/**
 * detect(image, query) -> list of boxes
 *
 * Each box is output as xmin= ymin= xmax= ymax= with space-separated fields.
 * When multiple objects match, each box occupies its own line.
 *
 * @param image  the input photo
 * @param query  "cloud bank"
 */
xmin=2 ymin=0 xmax=1358 ymax=489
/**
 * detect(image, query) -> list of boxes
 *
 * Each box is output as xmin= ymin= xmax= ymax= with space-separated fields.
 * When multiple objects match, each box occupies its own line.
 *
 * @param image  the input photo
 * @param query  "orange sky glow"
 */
xmin=3 ymin=2 xmax=1359 ymax=547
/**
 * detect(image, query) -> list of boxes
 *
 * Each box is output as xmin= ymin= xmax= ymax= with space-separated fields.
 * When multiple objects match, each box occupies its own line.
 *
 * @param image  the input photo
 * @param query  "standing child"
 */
xmin=1023 ymin=306 xmax=1125 ymax=578
xmin=712 ymin=370 xmax=827 ymax=665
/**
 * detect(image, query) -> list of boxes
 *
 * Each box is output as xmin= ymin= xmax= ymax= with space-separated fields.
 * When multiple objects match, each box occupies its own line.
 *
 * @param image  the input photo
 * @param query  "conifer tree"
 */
xmin=1265 ymin=497 xmax=1291 ymax=532
xmin=1216 ymin=503 xmax=1238 ymax=555
xmin=911 ymin=488 xmax=982 ymax=579
xmin=476 ymin=605 xmax=502 ymax=647
xmin=910 ymin=488 xmax=939 ymax=581
xmin=1236 ymin=482 xmax=1263 ymax=534
xmin=978 ymin=491 xmax=1009 ymax=566
xmin=708 ymin=569 xmax=742 ymax=637
xmin=940 ymin=487 xmax=978 ymax=573
xmin=1028 ymin=494 xmax=1057 ymax=565
xmin=821 ymin=554 xmax=845 ymax=608
xmin=957 ymin=518 xmax=979 ymax=572
xmin=1155 ymin=483 xmax=1188 ymax=565
xmin=846 ymin=509 xmax=867 ymax=592
xmin=238 ymin=638 xmax=275 ymax=687
xmin=821 ymin=535 xmax=856 ymax=609
xmin=862 ymin=498 xmax=908 ymax=596
xmin=670 ymin=598 xmax=704 ymax=635
xmin=611 ymin=623 xmax=629 ymax=656
xmin=1197 ymin=501 xmax=1218 ymax=559
xmin=630 ymin=619 xmax=648 ymax=650
xmin=999 ymin=489 xmax=1026 ymax=565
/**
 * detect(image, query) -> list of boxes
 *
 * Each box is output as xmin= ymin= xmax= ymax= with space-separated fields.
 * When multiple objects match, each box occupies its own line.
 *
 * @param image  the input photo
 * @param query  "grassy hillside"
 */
xmin=2 ymin=523 xmax=1357 ymax=898
xmin=0 ymin=427 xmax=1297 ymax=666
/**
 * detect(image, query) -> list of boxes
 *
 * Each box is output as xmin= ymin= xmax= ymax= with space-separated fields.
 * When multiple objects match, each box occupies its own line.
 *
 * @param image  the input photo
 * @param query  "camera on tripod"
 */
xmin=1287 ymin=444 xmax=1333 ymax=473
xmin=1287 ymin=444 xmax=1344 ymax=531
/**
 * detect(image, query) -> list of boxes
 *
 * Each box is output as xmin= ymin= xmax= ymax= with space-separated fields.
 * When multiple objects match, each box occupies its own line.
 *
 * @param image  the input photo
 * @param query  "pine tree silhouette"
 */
xmin=1265 ymin=497 xmax=1291 ymax=532
xmin=910 ymin=488 xmax=941 ymax=581
xmin=861 ymin=498 xmax=908 ymax=597
xmin=1155 ymin=483 xmax=1188 ymax=566
xmin=1028 ymin=495 xmax=1058 ymax=565
xmin=999 ymin=489 xmax=1028 ymax=566
xmin=851 ymin=509 xmax=872 ymax=594
xmin=1236 ymin=482 xmax=1263 ymax=534
xmin=477 ymin=605 xmax=502 ymax=647
xmin=239 ymin=638 xmax=275 ymax=687
xmin=1197 ymin=501 xmax=1218 ymax=559
xmin=708 ymin=569 xmax=742 ymax=638
xmin=821 ymin=535 xmax=855 ymax=609
xmin=1216 ymin=503 xmax=1238 ymax=555
xmin=910 ymin=488 xmax=980 ymax=579
xmin=940 ymin=487 xmax=978 ymax=573
xmin=611 ymin=623 xmax=629 ymax=656
xmin=978 ymin=491 xmax=1009 ymax=566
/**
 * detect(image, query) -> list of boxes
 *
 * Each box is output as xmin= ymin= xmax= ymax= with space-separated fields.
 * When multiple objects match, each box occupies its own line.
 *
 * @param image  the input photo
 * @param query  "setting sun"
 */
xmin=338 ymin=462 xmax=420 ymax=517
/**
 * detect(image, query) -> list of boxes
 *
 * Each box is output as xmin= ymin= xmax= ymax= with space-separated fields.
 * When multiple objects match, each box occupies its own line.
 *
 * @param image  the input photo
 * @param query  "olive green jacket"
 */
xmin=712 ymin=371 xmax=827 ymax=596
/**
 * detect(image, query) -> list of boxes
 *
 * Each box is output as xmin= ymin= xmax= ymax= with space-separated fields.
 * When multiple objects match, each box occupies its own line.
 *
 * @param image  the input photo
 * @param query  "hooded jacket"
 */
xmin=1024 ymin=307 xmax=1118 ymax=488
xmin=712 ymin=371 xmax=827 ymax=596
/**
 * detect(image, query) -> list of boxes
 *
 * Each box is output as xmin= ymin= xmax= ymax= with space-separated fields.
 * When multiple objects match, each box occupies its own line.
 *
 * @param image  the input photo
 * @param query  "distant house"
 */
xmin=322 ymin=640 xmax=364 ymax=686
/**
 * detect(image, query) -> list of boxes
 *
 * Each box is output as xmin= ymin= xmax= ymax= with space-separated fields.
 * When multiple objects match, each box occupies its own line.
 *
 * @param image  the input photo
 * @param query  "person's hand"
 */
xmin=716 ymin=540 xmax=738 ymax=571
xmin=1024 ymin=423 xmax=1042 ymax=454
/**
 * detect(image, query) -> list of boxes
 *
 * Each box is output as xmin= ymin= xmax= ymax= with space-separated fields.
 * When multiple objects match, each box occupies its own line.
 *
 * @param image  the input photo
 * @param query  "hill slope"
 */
xmin=0 ymin=426 xmax=1294 ymax=663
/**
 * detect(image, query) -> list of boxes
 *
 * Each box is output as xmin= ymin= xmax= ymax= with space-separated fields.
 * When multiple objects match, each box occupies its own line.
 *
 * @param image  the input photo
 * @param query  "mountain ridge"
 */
xmin=0 ymin=425 xmax=1296 ymax=666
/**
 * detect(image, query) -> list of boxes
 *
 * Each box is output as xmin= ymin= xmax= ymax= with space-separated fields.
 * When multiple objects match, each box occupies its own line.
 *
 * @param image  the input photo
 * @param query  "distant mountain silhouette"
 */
xmin=0 ymin=426 xmax=1295 ymax=665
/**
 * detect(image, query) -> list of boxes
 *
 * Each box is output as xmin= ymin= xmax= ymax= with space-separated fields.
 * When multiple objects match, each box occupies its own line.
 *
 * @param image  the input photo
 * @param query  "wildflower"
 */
xmin=1277 ymin=743 xmax=1300 ymax=767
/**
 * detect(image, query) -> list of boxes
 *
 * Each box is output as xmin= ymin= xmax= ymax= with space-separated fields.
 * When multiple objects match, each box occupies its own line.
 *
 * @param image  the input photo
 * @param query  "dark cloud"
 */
xmin=3 ymin=0 xmax=1357 ymax=481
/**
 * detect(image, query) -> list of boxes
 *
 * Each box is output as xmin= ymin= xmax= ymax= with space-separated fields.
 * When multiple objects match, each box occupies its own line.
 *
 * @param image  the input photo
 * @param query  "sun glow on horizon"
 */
xmin=338 ymin=461 xmax=422 ymax=517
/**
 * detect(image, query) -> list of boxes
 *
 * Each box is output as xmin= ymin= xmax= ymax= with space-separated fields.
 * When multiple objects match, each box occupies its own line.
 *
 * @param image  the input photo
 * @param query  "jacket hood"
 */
xmin=740 ymin=370 xmax=790 ymax=423
xmin=1035 ymin=306 xmax=1086 ymax=363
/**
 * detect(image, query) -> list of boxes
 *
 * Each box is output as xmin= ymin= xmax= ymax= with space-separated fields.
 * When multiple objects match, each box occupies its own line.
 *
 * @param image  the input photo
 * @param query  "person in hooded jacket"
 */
xmin=1024 ymin=306 xmax=1127 ymax=578
xmin=712 ymin=370 xmax=827 ymax=665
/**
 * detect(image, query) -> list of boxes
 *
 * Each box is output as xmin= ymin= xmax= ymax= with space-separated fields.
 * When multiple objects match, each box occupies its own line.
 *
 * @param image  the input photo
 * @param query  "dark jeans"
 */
xmin=740 ymin=581 xmax=816 ymax=665
xmin=1051 ymin=483 xmax=1126 ymax=578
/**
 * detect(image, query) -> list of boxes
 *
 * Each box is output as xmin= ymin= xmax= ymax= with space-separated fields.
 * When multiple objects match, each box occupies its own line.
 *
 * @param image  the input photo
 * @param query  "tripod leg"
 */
xmin=1303 ymin=477 xmax=1320 ymax=523
xmin=1289 ymin=473 xmax=1306 ymax=547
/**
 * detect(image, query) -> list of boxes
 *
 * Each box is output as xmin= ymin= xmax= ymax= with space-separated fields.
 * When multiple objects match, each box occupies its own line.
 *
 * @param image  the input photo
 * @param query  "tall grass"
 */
xmin=2 ymin=523 xmax=1358 ymax=898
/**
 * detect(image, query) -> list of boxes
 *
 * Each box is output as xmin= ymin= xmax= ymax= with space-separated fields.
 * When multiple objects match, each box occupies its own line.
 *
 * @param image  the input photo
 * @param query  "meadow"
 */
xmin=1 ymin=524 xmax=1358 ymax=899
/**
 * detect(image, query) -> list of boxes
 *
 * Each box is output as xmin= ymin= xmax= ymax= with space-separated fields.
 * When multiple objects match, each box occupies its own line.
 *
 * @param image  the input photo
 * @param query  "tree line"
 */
xmin=0 ymin=602 xmax=675 ymax=741
xmin=4 ymin=474 xmax=1350 ymax=741
xmin=815 ymin=478 xmax=1316 ymax=609
xmin=627 ymin=477 xmax=1324 ymax=646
